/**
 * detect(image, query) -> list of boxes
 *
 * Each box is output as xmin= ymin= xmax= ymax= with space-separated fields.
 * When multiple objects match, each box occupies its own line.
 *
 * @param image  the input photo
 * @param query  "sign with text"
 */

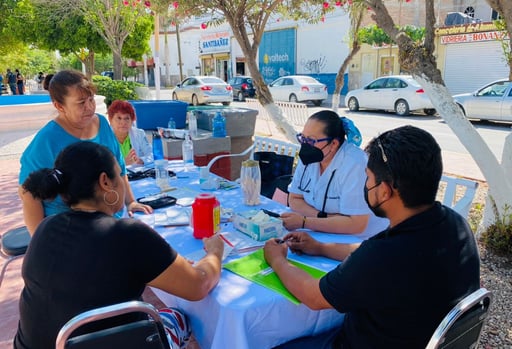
xmin=259 ymin=28 xmax=296 ymax=84
xmin=441 ymin=30 xmax=510 ymax=45
xmin=200 ymin=31 xmax=230 ymax=54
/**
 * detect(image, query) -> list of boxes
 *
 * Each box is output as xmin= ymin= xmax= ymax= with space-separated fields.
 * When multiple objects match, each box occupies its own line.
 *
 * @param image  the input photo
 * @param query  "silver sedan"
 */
xmin=453 ymin=79 xmax=512 ymax=122
xmin=172 ymin=76 xmax=233 ymax=106
xmin=268 ymin=75 xmax=327 ymax=106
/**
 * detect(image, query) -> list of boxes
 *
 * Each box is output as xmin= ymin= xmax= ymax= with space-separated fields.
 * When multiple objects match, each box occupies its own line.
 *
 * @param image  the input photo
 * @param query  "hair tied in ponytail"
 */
xmin=51 ymin=169 xmax=63 ymax=185
xmin=341 ymin=117 xmax=362 ymax=146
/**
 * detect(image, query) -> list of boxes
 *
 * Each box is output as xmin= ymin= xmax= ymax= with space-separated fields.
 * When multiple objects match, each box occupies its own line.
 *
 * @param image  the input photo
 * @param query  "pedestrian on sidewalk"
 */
xmin=6 ymin=68 xmax=17 ymax=95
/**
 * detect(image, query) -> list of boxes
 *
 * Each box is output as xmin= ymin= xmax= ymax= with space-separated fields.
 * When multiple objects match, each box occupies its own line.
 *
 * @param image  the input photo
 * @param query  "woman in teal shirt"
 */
xmin=18 ymin=70 xmax=152 ymax=235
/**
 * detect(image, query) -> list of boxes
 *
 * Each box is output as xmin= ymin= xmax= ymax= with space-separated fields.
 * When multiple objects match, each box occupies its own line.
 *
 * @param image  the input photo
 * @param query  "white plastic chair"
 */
xmin=439 ymin=175 xmax=479 ymax=219
xmin=253 ymin=136 xmax=300 ymax=158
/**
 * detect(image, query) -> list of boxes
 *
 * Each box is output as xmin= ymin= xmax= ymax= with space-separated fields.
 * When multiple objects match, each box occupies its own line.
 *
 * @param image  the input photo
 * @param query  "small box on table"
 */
xmin=232 ymin=210 xmax=284 ymax=241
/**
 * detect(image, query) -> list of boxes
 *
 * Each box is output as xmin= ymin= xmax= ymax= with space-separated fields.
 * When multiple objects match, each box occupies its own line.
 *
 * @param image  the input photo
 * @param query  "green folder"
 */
xmin=223 ymin=249 xmax=327 ymax=304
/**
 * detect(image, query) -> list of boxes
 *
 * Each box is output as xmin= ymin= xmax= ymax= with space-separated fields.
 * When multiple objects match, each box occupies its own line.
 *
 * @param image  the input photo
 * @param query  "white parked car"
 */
xmin=345 ymin=75 xmax=436 ymax=116
xmin=172 ymin=76 xmax=233 ymax=106
xmin=453 ymin=79 xmax=512 ymax=122
xmin=268 ymin=75 xmax=327 ymax=106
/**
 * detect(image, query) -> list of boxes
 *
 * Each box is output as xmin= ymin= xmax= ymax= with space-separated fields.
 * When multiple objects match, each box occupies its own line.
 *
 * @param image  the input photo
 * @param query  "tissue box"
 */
xmin=232 ymin=210 xmax=283 ymax=241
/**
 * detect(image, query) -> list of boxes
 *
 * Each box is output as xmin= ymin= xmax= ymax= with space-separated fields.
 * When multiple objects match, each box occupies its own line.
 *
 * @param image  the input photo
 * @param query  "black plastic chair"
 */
xmin=55 ymin=301 xmax=171 ymax=349
xmin=254 ymin=151 xmax=295 ymax=199
xmin=425 ymin=288 xmax=492 ymax=349
xmin=0 ymin=226 xmax=31 ymax=288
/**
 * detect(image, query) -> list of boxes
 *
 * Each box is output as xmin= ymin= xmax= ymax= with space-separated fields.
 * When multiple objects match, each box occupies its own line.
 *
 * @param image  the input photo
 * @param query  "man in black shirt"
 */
xmin=264 ymin=125 xmax=480 ymax=349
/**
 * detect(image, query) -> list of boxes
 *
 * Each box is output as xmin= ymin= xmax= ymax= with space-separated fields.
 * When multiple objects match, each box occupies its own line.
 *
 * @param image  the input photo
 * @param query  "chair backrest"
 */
xmin=252 ymin=136 xmax=300 ymax=200
xmin=426 ymin=288 xmax=492 ymax=349
xmin=253 ymin=136 xmax=300 ymax=158
xmin=55 ymin=301 xmax=170 ymax=349
xmin=439 ymin=175 xmax=479 ymax=219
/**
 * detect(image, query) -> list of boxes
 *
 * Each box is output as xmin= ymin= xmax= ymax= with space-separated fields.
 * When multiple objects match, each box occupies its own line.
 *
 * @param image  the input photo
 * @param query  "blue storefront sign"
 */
xmin=259 ymin=28 xmax=296 ymax=84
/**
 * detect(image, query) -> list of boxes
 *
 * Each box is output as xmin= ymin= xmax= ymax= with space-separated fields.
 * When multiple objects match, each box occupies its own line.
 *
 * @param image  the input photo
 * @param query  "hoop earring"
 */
xmin=103 ymin=190 xmax=120 ymax=206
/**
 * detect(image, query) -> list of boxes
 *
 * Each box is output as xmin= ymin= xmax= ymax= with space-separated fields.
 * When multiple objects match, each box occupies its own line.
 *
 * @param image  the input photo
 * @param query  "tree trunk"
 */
xmin=331 ymin=43 xmax=360 ymax=113
xmin=227 ymin=16 xmax=298 ymax=143
xmin=366 ymin=0 xmax=512 ymax=221
xmin=113 ymin=49 xmax=123 ymax=80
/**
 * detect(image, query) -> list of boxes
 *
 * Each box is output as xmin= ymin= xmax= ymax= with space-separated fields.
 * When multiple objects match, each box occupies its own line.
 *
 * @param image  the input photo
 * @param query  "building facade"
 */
xmin=146 ymin=0 xmax=508 ymax=96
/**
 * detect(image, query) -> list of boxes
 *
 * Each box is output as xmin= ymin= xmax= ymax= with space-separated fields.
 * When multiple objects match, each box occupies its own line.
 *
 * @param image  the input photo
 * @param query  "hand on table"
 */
xmin=127 ymin=201 xmax=153 ymax=216
xmin=203 ymin=235 xmax=224 ymax=259
xmin=263 ymin=238 xmax=288 ymax=267
xmin=283 ymin=232 xmax=322 ymax=256
xmin=280 ymin=212 xmax=304 ymax=231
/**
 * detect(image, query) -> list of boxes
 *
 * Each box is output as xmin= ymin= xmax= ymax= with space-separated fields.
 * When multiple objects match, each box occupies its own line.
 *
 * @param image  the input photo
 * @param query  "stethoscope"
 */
xmin=298 ymin=166 xmax=337 ymax=216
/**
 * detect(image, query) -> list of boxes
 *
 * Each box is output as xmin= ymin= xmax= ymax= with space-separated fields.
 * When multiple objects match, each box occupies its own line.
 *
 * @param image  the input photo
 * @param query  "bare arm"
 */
xmin=148 ymin=235 xmax=224 ymax=300
xmin=264 ymin=240 xmax=331 ymax=310
xmin=281 ymin=211 xmax=368 ymax=235
xmin=123 ymin=175 xmax=152 ymax=216
xmin=18 ymin=185 xmax=44 ymax=236
xmin=283 ymin=231 xmax=360 ymax=261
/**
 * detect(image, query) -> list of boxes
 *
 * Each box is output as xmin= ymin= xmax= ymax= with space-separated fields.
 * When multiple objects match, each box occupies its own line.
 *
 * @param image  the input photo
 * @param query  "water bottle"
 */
xmin=152 ymin=131 xmax=164 ymax=160
xmin=188 ymin=111 xmax=198 ymax=139
xmin=182 ymin=132 xmax=194 ymax=171
xmin=168 ymin=116 xmax=176 ymax=129
xmin=212 ymin=111 xmax=226 ymax=138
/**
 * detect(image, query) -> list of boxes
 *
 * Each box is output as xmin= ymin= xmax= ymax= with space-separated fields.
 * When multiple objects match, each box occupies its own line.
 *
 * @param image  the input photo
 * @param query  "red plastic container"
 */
xmin=192 ymin=193 xmax=220 ymax=239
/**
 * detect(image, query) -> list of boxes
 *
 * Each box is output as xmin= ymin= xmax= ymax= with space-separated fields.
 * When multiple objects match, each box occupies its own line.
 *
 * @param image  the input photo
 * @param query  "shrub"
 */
xmin=480 ymin=200 xmax=512 ymax=256
xmin=92 ymin=75 xmax=143 ymax=107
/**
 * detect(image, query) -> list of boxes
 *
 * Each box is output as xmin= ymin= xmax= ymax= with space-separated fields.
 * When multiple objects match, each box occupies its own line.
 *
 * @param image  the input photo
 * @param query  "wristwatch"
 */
xmin=317 ymin=211 xmax=327 ymax=218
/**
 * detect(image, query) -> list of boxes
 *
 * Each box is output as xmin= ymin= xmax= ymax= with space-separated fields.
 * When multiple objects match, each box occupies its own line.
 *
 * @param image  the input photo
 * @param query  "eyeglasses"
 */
xmin=296 ymin=133 xmax=332 ymax=146
xmin=376 ymin=136 xmax=394 ymax=185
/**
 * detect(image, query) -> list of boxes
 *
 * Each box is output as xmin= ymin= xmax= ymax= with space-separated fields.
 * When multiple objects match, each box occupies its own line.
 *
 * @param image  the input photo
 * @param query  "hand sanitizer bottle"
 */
xmin=188 ymin=111 xmax=198 ymax=139
xmin=182 ymin=132 xmax=194 ymax=171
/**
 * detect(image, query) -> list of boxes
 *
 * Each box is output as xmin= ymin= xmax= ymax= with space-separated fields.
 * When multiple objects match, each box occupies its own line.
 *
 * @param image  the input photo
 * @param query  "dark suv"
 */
xmin=228 ymin=76 xmax=256 ymax=102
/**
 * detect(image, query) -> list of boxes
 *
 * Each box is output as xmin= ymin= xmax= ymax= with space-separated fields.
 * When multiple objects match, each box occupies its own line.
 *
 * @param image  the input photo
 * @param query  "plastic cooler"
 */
xmin=129 ymin=100 xmax=188 ymax=130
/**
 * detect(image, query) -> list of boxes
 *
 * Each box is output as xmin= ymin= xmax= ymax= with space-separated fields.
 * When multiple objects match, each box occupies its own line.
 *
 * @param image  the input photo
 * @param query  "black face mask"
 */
xmin=299 ymin=143 xmax=325 ymax=166
xmin=364 ymin=183 xmax=387 ymax=218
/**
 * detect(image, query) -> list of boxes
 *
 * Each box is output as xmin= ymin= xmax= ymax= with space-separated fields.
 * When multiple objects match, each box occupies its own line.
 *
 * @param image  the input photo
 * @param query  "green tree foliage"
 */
xmin=71 ymin=0 xmax=153 ymax=79
xmin=357 ymin=24 xmax=424 ymax=47
xmin=92 ymin=75 xmax=143 ymax=107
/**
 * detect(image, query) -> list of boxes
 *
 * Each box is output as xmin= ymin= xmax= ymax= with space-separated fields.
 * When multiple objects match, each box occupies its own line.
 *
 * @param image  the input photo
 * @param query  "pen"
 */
xmin=219 ymin=234 xmax=235 ymax=248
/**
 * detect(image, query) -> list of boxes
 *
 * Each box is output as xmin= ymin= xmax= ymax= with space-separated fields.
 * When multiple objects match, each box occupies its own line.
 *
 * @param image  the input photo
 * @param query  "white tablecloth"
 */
xmin=130 ymin=163 xmax=362 ymax=349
